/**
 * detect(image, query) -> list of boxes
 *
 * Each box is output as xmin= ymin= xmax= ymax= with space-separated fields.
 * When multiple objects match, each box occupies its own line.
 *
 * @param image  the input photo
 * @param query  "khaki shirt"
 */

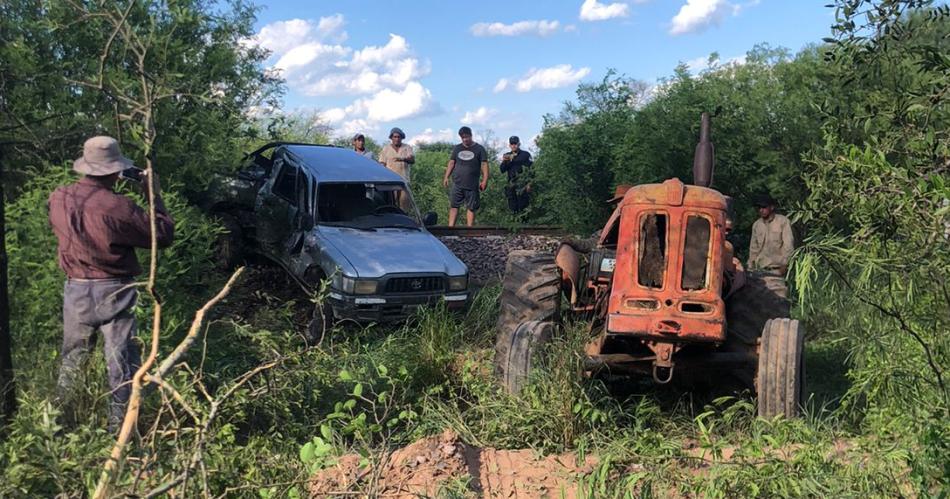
xmin=748 ymin=213 xmax=794 ymax=272
xmin=378 ymin=143 xmax=413 ymax=182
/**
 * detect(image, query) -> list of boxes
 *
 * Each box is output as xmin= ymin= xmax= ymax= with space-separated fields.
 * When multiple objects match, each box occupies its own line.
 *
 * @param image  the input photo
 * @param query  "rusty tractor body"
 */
xmin=495 ymin=113 xmax=804 ymax=419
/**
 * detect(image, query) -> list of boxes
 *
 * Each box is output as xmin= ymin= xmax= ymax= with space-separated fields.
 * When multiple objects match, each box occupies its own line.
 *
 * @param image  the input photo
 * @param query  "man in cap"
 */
xmin=377 ymin=127 xmax=414 ymax=181
xmin=499 ymin=136 xmax=532 ymax=214
xmin=747 ymin=193 xmax=794 ymax=297
xmin=352 ymin=133 xmax=374 ymax=160
xmin=48 ymin=136 xmax=175 ymax=431
xmin=443 ymin=126 xmax=489 ymax=226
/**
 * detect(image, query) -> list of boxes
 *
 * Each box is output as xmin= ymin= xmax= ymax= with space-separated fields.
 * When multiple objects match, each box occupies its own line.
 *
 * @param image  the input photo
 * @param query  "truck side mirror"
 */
xmin=423 ymin=212 xmax=438 ymax=226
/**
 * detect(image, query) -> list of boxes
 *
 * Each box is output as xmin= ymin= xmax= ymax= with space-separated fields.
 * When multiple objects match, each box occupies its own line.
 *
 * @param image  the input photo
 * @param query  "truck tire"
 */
xmin=497 ymin=320 xmax=554 ymax=394
xmin=756 ymin=318 xmax=805 ymax=418
xmin=214 ymin=213 xmax=244 ymax=270
xmin=306 ymin=301 xmax=333 ymax=346
xmin=494 ymin=250 xmax=560 ymax=385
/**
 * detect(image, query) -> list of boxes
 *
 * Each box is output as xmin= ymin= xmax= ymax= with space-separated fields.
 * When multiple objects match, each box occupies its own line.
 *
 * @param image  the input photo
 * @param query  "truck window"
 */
xmin=638 ymin=213 xmax=667 ymax=289
xmin=681 ymin=215 xmax=711 ymax=290
xmin=272 ymin=163 xmax=298 ymax=205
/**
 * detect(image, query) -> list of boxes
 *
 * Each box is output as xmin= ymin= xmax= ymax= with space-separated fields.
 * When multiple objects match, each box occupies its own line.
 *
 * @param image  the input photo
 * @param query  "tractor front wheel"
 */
xmin=494 ymin=251 xmax=561 ymax=391
xmin=496 ymin=320 xmax=554 ymax=394
xmin=756 ymin=318 xmax=805 ymax=418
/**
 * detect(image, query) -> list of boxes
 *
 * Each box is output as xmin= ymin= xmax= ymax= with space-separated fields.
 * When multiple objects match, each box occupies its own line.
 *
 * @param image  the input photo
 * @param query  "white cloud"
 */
xmin=579 ymin=0 xmax=629 ymax=21
xmin=409 ymin=128 xmax=456 ymax=146
xmin=499 ymin=64 xmax=591 ymax=92
xmin=470 ymin=20 xmax=561 ymax=37
xmin=460 ymin=106 xmax=498 ymax=125
xmin=669 ymin=0 xmax=738 ymax=35
xmin=493 ymin=78 xmax=510 ymax=93
xmin=249 ymin=16 xmax=439 ymax=133
xmin=249 ymin=15 xmax=348 ymax=55
xmin=682 ymin=53 xmax=747 ymax=73
xmin=320 ymin=82 xmax=436 ymax=127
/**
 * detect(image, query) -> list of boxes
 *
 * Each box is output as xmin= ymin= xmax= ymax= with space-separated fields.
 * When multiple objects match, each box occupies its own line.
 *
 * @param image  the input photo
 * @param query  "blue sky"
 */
xmin=248 ymin=1 xmax=832 ymax=150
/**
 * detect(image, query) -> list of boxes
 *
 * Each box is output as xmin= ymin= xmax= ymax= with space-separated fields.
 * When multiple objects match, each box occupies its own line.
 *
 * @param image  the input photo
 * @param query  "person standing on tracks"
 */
xmin=378 ymin=127 xmax=415 ymax=211
xmin=747 ymin=193 xmax=795 ymax=298
xmin=378 ymin=127 xmax=414 ymax=181
xmin=443 ymin=126 xmax=489 ymax=227
xmin=352 ymin=133 xmax=374 ymax=161
xmin=499 ymin=135 xmax=532 ymax=214
xmin=48 ymin=136 xmax=175 ymax=431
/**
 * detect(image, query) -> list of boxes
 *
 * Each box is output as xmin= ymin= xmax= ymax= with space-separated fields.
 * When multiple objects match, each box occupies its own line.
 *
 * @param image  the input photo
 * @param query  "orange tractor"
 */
xmin=495 ymin=113 xmax=803 ymax=418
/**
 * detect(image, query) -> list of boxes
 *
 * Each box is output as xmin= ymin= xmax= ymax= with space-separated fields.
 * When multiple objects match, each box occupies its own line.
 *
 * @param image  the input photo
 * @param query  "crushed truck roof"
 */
xmin=281 ymin=144 xmax=405 ymax=184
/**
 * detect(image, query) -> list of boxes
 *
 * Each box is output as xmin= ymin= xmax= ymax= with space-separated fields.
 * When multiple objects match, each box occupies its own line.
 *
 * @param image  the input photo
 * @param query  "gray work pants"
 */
xmin=56 ymin=278 xmax=141 ymax=430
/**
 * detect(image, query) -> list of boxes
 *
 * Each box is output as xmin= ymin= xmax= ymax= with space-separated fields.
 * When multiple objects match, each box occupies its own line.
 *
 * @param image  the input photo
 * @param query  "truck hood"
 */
xmin=314 ymin=226 xmax=467 ymax=278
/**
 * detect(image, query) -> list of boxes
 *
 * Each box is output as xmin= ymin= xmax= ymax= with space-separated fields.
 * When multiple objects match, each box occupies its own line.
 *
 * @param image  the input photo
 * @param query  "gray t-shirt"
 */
xmin=450 ymin=143 xmax=488 ymax=190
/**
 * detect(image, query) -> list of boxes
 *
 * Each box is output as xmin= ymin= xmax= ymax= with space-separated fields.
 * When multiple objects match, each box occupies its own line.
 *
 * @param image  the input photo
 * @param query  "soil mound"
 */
xmin=308 ymin=429 xmax=598 ymax=498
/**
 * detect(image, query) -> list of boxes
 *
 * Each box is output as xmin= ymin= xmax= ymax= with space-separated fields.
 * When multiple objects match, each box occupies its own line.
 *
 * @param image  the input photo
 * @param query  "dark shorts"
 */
xmin=450 ymin=185 xmax=480 ymax=211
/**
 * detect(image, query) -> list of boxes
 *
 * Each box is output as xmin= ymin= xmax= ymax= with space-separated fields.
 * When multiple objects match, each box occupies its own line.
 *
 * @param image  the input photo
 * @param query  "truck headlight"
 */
xmin=447 ymin=275 xmax=468 ymax=291
xmin=333 ymin=275 xmax=376 ymax=294
xmin=353 ymin=280 xmax=378 ymax=295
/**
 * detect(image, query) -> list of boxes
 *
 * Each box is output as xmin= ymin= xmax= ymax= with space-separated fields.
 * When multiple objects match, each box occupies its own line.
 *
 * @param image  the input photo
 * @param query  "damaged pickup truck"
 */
xmin=204 ymin=142 xmax=470 ymax=339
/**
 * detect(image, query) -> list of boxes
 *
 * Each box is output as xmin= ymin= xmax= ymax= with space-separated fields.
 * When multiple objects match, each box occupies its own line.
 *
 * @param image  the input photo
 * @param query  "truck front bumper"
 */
xmin=327 ymin=291 xmax=469 ymax=323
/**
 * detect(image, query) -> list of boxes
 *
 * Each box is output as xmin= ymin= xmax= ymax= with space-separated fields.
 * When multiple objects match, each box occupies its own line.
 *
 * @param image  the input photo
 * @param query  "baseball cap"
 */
xmin=508 ymin=136 xmax=520 ymax=145
xmin=752 ymin=193 xmax=777 ymax=208
xmin=352 ymin=133 xmax=364 ymax=141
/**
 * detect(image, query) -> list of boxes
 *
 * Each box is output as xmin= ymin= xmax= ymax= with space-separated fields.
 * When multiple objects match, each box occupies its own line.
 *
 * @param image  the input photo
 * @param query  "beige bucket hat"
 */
xmin=73 ymin=136 xmax=133 ymax=176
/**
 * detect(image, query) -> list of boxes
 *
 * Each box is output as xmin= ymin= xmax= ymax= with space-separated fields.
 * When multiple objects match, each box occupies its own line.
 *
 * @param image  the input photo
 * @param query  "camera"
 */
xmin=120 ymin=167 xmax=144 ymax=182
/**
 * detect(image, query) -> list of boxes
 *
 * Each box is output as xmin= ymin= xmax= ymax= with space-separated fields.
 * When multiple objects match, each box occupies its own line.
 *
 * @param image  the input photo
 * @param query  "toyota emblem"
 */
xmin=409 ymin=279 xmax=423 ymax=290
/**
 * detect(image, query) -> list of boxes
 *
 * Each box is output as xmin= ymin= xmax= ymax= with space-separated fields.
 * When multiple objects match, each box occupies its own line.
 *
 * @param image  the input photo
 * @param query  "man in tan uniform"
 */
xmin=748 ymin=193 xmax=794 ymax=297
xmin=378 ymin=127 xmax=414 ymax=182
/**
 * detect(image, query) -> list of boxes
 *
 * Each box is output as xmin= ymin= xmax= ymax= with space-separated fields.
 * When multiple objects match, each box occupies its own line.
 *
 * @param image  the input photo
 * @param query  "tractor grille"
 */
xmin=384 ymin=276 xmax=444 ymax=294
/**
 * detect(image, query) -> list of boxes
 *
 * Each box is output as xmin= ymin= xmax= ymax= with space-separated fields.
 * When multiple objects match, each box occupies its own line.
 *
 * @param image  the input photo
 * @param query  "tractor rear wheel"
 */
xmin=496 ymin=320 xmax=554 ymax=394
xmin=756 ymin=318 xmax=805 ymax=418
xmin=494 ymin=251 xmax=561 ymax=388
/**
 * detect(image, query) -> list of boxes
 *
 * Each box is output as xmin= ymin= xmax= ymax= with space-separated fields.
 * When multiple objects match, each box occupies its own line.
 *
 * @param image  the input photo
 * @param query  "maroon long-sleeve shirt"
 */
xmin=48 ymin=176 xmax=175 ymax=279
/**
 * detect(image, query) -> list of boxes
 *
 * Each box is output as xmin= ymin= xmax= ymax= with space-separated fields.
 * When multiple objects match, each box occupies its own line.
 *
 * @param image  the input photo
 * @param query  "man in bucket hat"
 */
xmin=377 ymin=127 xmax=414 ymax=181
xmin=48 ymin=136 xmax=175 ymax=431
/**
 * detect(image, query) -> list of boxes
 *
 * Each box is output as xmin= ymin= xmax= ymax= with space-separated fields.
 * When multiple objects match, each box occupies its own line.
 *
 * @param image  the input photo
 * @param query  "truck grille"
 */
xmin=384 ymin=276 xmax=444 ymax=294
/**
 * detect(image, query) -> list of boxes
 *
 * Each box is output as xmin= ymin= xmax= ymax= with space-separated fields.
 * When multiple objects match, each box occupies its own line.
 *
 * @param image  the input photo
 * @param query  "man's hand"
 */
xmin=442 ymin=177 xmax=450 ymax=188
xmin=140 ymin=169 xmax=161 ymax=195
xmin=479 ymin=180 xmax=488 ymax=192
xmin=778 ymin=265 xmax=788 ymax=276
xmin=526 ymin=183 xmax=532 ymax=193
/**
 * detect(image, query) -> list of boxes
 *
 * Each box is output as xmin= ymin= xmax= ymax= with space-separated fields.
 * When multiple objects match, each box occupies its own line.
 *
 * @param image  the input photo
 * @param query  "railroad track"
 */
xmin=427 ymin=225 xmax=567 ymax=237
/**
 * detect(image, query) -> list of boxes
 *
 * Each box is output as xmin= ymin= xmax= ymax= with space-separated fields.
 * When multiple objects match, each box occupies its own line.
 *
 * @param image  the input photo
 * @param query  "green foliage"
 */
xmin=0 ymin=0 xmax=281 ymax=195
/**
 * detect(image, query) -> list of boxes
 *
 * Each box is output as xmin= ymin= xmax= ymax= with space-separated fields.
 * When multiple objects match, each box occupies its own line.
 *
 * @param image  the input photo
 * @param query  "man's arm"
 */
xmin=111 ymin=173 xmax=175 ymax=249
xmin=443 ymin=159 xmax=456 ymax=188
xmin=779 ymin=217 xmax=795 ymax=270
xmin=479 ymin=161 xmax=489 ymax=191
xmin=747 ymin=221 xmax=762 ymax=269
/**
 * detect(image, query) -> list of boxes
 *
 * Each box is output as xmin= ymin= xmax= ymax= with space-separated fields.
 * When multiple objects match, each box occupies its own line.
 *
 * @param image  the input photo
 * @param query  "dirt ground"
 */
xmin=308 ymin=430 xmax=598 ymax=498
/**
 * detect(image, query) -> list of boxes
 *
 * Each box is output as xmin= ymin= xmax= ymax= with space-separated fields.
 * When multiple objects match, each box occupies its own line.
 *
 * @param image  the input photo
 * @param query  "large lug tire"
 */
xmin=494 ymin=251 xmax=561 ymax=385
xmin=756 ymin=318 xmax=805 ymax=419
xmin=214 ymin=213 xmax=244 ymax=270
xmin=497 ymin=320 xmax=554 ymax=395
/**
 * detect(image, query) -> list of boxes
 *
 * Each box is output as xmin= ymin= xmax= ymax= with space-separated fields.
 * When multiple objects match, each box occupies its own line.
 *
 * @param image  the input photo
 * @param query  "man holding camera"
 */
xmin=48 ymin=136 xmax=175 ymax=431
xmin=500 ymin=135 xmax=532 ymax=214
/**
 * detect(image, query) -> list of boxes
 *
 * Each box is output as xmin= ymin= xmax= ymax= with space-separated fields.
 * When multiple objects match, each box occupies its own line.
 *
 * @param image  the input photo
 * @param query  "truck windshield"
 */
xmin=317 ymin=182 xmax=421 ymax=230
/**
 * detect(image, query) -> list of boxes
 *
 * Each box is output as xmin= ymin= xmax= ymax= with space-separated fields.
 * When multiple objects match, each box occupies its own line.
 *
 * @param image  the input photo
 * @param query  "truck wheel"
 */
xmin=306 ymin=301 xmax=333 ymax=346
xmin=756 ymin=318 xmax=805 ymax=418
xmin=214 ymin=213 xmax=244 ymax=270
xmin=494 ymin=251 xmax=560 ymax=385
xmin=497 ymin=320 xmax=554 ymax=394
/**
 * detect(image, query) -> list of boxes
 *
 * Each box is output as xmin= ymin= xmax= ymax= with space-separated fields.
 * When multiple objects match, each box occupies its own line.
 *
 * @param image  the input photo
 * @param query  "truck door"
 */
xmin=256 ymin=152 xmax=305 ymax=257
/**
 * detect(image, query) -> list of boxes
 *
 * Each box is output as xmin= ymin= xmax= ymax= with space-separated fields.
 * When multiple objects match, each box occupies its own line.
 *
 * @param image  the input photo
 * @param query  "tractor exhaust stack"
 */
xmin=692 ymin=112 xmax=714 ymax=187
